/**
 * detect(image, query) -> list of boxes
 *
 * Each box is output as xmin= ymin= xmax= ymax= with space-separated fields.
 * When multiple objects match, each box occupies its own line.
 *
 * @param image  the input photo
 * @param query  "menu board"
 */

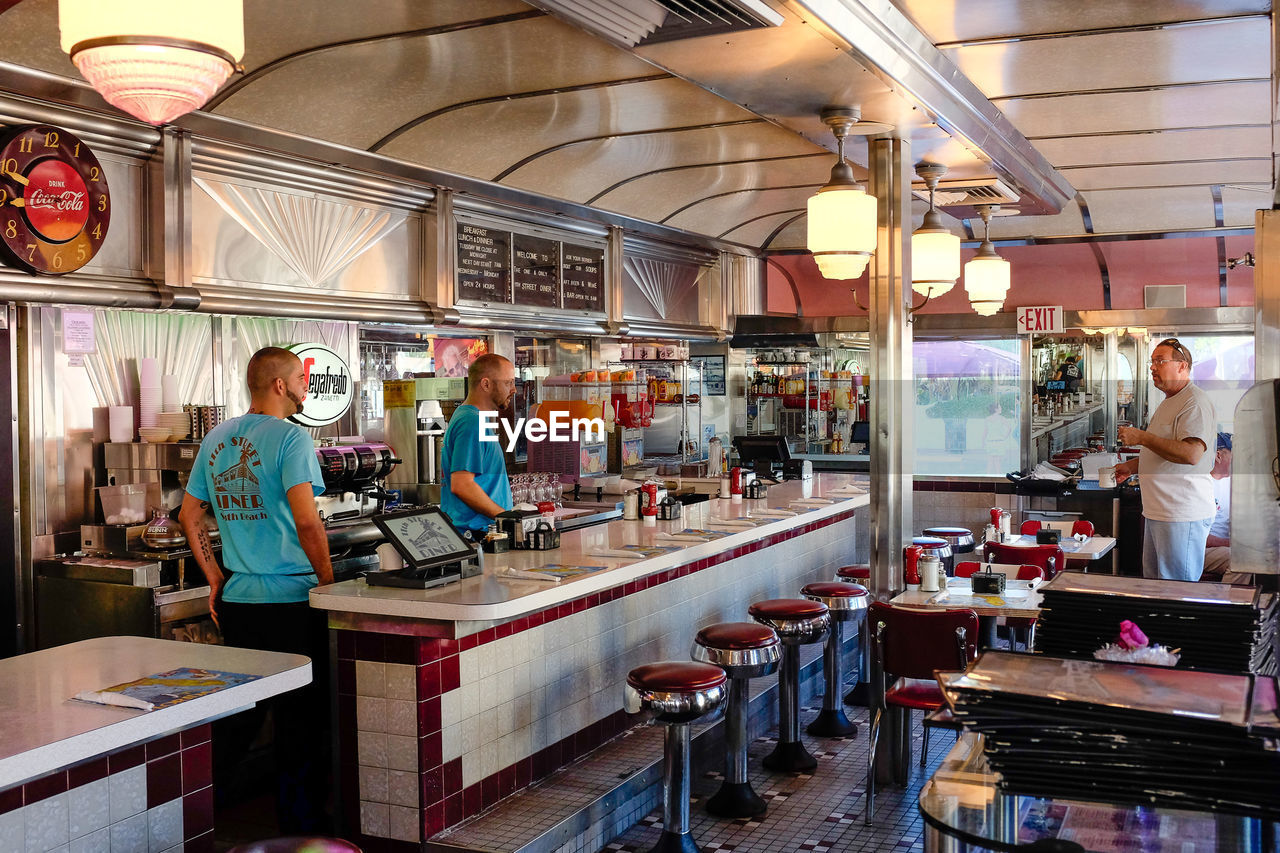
xmin=512 ymin=234 xmax=560 ymax=308
xmin=561 ymin=243 xmax=604 ymax=313
xmin=456 ymin=223 xmax=510 ymax=303
xmin=455 ymin=220 xmax=605 ymax=314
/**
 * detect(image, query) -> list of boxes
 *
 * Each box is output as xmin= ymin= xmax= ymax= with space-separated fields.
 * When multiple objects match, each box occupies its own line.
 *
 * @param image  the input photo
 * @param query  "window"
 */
xmin=914 ymin=338 xmax=1022 ymax=476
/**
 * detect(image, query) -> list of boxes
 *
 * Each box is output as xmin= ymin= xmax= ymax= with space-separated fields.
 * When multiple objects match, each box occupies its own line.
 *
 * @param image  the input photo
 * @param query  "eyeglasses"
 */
xmin=1149 ymin=358 xmax=1180 ymax=367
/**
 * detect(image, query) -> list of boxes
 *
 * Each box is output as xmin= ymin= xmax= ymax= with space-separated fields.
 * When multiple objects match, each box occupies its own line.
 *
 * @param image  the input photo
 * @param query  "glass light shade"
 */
xmin=971 ymin=300 xmax=1001 ymax=316
xmin=60 ymin=0 xmax=244 ymax=125
xmin=808 ymin=185 xmax=877 ymax=280
xmin=964 ymin=254 xmax=1011 ymax=303
xmin=911 ymin=228 xmax=960 ymax=297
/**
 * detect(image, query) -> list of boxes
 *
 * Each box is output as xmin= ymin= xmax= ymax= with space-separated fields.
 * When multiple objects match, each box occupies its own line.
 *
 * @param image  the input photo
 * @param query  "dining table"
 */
xmin=889 ymin=568 xmax=1043 ymax=648
xmin=995 ymin=533 xmax=1117 ymax=563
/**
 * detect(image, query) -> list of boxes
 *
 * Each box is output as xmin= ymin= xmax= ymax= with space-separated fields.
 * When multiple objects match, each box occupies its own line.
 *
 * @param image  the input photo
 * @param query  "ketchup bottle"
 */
xmin=903 ymin=544 xmax=923 ymax=586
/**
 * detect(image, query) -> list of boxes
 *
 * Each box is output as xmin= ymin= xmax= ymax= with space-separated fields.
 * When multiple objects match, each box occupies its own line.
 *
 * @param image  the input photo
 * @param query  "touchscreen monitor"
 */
xmin=374 ymin=506 xmax=474 ymax=573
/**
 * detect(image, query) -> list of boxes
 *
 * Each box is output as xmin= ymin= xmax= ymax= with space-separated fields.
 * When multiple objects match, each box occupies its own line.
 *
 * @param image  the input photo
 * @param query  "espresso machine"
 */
xmin=315 ymin=441 xmax=402 ymax=579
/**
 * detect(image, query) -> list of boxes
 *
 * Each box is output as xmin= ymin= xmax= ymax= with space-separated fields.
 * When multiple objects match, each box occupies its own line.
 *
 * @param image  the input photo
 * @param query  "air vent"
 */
xmin=1145 ymin=285 xmax=1187 ymax=309
xmin=911 ymin=177 xmax=1019 ymax=207
xmin=529 ymin=0 xmax=781 ymax=48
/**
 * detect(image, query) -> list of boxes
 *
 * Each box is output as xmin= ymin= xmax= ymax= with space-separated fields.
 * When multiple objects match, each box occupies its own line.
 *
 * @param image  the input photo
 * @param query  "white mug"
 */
xmin=1098 ymin=466 xmax=1117 ymax=488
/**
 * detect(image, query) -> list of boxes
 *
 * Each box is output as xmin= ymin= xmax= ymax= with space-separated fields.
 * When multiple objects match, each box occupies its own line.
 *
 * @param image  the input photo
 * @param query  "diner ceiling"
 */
xmin=0 ymin=0 xmax=1270 ymax=306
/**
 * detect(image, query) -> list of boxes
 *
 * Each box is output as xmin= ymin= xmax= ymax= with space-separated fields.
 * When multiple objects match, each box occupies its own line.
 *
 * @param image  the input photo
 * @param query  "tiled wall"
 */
xmin=335 ymin=509 xmax=858 ymax=850
xmin=0 ymin=725 xmax=214 ymax=853
xmin=913 ymin=480 xmax=1016 ymax=542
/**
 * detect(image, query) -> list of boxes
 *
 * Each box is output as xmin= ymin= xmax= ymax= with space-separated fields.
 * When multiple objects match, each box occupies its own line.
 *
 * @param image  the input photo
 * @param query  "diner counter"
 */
xmin=0 ymin=636 xmax=310 ymax=790
xmin=310 ymin=473 xmax=869 ymax=623
xmin=1029 ymin=402 xmax=1103 ymax=440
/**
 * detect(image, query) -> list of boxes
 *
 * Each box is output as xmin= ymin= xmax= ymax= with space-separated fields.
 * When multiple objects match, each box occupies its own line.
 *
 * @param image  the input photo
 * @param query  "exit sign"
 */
xmin=1017 ymin=306 xmax=1064 ymax=334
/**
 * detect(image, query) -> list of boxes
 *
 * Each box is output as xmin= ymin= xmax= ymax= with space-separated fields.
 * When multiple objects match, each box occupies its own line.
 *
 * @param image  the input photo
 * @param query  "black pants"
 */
xmin=215 ymin=600 xmax=331 ymax=835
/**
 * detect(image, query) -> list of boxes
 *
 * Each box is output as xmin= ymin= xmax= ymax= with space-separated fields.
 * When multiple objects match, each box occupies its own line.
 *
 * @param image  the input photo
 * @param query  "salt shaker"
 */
xmin=920 ymin=554 xmax=941 ymax=592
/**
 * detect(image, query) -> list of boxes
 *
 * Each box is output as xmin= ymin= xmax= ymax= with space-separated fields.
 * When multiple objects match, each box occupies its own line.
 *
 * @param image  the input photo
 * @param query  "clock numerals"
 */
xmin=17 ymin=136 xmax=31 ymax=154
xmin=43 ymin=131 xmax=58 ymax=149
xmin=91 ymin=222 xmax=102 ymax=241
xmin=89 ymin=166 xmax=100 ymax=182
xmin=4 ymin=221 xmax=15 ymax=239
xmin=25 ymin=244 xmax=35 ymax=263
xmin=97 ymin=195 xmax=107 ymax=212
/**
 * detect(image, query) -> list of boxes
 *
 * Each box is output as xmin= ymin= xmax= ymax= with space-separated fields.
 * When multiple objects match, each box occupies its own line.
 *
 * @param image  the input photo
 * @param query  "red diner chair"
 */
xmin=953 ymin=560 xmax=982 ymax=577
xmin=863 ymin=602 xmax=978 ymax=826
xmin=1071 ymin=519 xmax=1095 ymax=537
xmin=985 ymin=541 xmax=1064 ymax=579
xmin=1019 ymin=520 xmax=1041 ymax=536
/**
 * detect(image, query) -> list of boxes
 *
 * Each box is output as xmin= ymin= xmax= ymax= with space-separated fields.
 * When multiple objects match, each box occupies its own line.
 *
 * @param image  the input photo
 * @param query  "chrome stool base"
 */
xmin=705 ymin=781 xmax=767 ymax=818
xmin=648 ymin=829 xmax=702 ymax=853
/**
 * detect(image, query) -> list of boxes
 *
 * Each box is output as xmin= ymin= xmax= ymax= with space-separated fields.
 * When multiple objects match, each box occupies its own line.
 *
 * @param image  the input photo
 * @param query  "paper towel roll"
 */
xmin=109 ymin=406 xmax=134 ymax=443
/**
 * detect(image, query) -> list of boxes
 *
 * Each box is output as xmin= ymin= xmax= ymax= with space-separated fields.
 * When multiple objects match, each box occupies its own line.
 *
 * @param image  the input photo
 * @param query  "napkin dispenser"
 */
xmin=497 ymin=509 xmax=542 ymax=549
xmin=744 ymin=479 xmax=768 ymax=500
xmin=526 ymin=520 xmax=560 ymax=551
xmin=658 ymin=496 xmax=682 ymax=521
xmin=1035 ymin=528 xmax=1062 ymax=545
xmin=971 ymin=568 xmax=1006 ymax=595
xmin=782 ymin=459 xmax=813 ymax=481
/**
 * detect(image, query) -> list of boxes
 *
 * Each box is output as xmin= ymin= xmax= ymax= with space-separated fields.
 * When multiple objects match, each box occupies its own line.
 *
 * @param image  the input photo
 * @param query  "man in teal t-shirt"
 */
xmin=178 ymin=346 xmax=333 ymax=834
xmin=441 ymin=353 xmax=515 ymax=534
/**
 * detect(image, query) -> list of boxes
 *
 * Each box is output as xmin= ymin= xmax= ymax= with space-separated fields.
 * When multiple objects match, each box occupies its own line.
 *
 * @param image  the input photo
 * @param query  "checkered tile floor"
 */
xmin=600 ymin=702 xmax=947 ymax=853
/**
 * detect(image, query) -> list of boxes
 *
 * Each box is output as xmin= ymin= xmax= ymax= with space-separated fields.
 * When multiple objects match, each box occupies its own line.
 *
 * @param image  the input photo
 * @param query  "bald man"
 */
xmin=179 ymin=345 xmax=332 ymax=833
xmin=441 ymin=353 xmax=515 ymax=534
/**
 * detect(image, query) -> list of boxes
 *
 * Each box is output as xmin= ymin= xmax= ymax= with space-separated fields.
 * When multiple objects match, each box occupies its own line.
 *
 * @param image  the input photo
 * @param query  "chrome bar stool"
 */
xmin=748 ymin=598 xmax=829 ymax=773
xmin=801 ymin=581 xmax=869 ymax=737
xmin=691 ymin=622 xmax=782 ymax=818
xmin=835 ymin=565 xmax=871 ymax=705
xmin=625 ymin=662 xmax=728 ymax=853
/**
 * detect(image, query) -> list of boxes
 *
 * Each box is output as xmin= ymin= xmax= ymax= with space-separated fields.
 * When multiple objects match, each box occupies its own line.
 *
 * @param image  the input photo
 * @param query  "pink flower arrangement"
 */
xmin=1116 ymin=620 xmax=1149 ymax=650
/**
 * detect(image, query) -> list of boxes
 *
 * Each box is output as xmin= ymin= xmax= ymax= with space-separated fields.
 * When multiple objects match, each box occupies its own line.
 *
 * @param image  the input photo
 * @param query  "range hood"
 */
xmin=728 ymin=315 xmax=819 ymax=349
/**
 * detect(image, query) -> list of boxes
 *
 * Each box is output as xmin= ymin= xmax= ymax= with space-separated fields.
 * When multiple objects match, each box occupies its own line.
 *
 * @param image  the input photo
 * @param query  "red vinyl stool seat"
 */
xmin=835 ymin=564 xmax=870 ymax=581
xmin=228 ymin=840 xmax=361 ymax=853
xmin=801 ymin=582 xmax=868 ymax=737
xmin=692 ymin=624 xmax=781 ymax=818
xmin=625 ymin=662 xmax=727 ymax=853
xmin=750 ymin=598 xmax=829 ymax=772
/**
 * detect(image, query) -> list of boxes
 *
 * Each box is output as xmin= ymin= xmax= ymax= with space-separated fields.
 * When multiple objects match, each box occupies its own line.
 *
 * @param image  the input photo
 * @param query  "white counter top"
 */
xmin=0 ymin=636 xmax=310 ymax=790
xmin=310 ymin=474 xmax=869 ymax=623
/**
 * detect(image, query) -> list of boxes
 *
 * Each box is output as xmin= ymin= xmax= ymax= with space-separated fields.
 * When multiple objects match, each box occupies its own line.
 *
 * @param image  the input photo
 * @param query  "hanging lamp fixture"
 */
xmin=59 ymin=0 xmax=244 ymax=126
xmin=963 ymin=204 xmax=1010 ymax=316
xmin=911 ymin=163 xmax=961 ymax=298
xmin=807 ymin=107 xmax=878 ymax=280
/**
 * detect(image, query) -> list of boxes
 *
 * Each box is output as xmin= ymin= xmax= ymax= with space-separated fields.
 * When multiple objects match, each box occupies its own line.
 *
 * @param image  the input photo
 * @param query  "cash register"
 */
xmin=365 ymin=505 xmax=481 ymax=589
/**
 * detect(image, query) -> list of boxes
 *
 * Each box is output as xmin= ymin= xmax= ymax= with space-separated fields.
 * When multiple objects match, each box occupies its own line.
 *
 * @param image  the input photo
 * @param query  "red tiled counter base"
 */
xmin=334 ymin=507 xmax=858 ymax=848
xmin=0 ymin=725 xmax=214 ymax=852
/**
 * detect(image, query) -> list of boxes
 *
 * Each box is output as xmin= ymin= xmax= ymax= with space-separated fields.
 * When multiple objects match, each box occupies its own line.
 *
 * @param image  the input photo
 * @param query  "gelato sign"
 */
xmin=288 ymin=342 xmax=353 ymax=427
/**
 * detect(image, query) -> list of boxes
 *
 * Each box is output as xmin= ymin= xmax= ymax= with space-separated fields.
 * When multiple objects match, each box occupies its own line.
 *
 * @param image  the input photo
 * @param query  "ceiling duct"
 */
xmin=911 ymin=177 xmax=1019 ymax=208
xmin=729 ymin=315 xmax=819 ymax=349
xmin=529 ymin=0 xmax=781 ymax=48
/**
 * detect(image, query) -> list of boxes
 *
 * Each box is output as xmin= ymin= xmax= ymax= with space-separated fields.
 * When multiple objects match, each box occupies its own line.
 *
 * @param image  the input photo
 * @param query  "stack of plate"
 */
xmin=1034 ymin=573 xmax=1277 ymax=675
xmin=939 ymin=652 xmax=1280 ymax=818
xmin=157 ymin=411 xmax=190 ymax=440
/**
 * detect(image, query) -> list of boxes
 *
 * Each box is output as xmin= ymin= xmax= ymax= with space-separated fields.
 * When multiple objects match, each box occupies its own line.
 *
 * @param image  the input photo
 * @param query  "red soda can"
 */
xmin=989 ymin=506 xmax=1003 ymax=528
xmin=903 ymin=544 xmax=924 ymax=585
xmin=641 ymin=482 xmax=659 ymax=516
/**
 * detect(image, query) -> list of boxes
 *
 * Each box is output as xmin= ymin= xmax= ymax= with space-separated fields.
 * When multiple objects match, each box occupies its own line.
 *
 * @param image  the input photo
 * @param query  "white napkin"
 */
xmin=74 ymin=690 xmax=154 ymax=711
xmin=587 ymin=549 xmax=642 ymax=560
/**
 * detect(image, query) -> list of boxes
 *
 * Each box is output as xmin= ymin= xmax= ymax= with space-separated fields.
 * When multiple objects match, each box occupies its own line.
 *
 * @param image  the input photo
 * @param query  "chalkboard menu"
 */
xmin=456 ymin=223 xmax=510 ymax=303
xmin=561 ymin=243 xmax=604 ymax=313
xmin=455 ymin=220 xmax=605 ymax=313
xmin=512 ymin=234 xmax=560 ymax=308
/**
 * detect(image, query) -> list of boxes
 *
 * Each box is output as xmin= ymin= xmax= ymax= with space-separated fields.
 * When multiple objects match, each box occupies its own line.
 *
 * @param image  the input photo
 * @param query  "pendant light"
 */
xmin=59 ymin=0 xmax=244 ymax=126
xmin=964 ymin=204 xmax=1010 ymax=316
xmin=911 ymin=163 xmax=961 ymax=298
xmin=807 ymin=107 xmax=878 ymax=280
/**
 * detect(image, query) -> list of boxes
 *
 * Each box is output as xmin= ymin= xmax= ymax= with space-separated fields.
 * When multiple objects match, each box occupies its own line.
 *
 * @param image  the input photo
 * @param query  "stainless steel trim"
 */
xmin=622 ymin=681 xmax=727 ymax=720
xmin=931 ymin=14 xmax=1271 ymax=48
xmin=718 ymin=208 xmax=806 ymax=240
xmin=587 ymin=153 xmax=830 ymax=205
xmin=1253 ymin=209 xmax=1280 ymax=380
xmin=990 ymin=77 xmax=1270 ymax=102
xmin=373 ymin=73 xmax=672 ymax=155
xmin=1020 ymin=334 xmax=1032 ymax=472
xmin=495 ymin=118 xmax=765 ymax=182
xmin=690 ymin=640 xmax=781 ymax=672
xmin=762 ymin=211 xmax=807 ymax=249
xmin=1027 ymin=122 xmax=1272 ymax=141
xmin=1057 ymin=156 xmax=1271 ymax=171
xmin=162 ymin=129 xmax=194 ymax=292
xmin=661 ymin=184 xmax=822 ymax=224
xmin=960 ymin=227 xmax=1255 ymax=248
xmin=802 ymin=589 xmax=870 ymax=613
xmin=1211 ymin=184 xmax=1229 ymax=307
xmin=3 ymin=303 xmax=19 ymax=653
xmin=205 ymin=10 xmax=549 ymax=110
xmin=0 ymin=87 xmax=161 ymax=158
xmin=195 ymin=285 xmax=445 ymax=324
xmin=750 ymin=611 xmax=829 ymax=642
xmin=795 ymin=0 xmax=1074 ymax=216
xmin=765 ymin=257 xmax=804 ymax=315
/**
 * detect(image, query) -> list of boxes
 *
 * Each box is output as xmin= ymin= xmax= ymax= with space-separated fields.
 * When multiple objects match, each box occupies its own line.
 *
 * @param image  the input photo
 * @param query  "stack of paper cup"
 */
xmin=138 ymin=358 xmax=160 ymax=429
xmin=109 ymin=406 xmax=134 ymax=443
xmin=161 ymin=374 xmax=180 ymax=411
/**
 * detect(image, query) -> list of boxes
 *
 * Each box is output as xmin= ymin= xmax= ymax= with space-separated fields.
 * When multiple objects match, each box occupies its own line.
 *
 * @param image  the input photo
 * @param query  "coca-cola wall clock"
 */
xmin=0 ymin=124 xmax=110 ymax=275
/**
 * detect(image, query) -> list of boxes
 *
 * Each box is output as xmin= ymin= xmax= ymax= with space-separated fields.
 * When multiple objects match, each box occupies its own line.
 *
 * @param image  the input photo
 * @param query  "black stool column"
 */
xmin=748 ymin=598 xmax=829 ymax=773
xmin=801 ymin=582 xmax=869 ymax=737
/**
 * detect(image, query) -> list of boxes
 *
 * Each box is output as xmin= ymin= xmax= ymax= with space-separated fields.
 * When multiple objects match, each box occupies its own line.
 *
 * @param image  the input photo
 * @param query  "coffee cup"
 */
xmin=1098 ymin=466 xmax=1117 ymax=488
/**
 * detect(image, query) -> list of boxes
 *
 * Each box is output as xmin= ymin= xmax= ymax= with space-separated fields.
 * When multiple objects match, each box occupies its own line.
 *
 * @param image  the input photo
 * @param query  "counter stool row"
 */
xmin=625 ymin=572 xmax=869 ymax=852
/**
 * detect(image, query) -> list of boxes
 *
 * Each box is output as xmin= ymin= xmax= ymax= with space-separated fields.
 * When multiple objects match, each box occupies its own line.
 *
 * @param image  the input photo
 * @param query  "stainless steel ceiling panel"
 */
xmin=1084 ymin=187 xmax=1218 ymax=233
xmin=0 ymin=0 xmax=75 ymax=78
xmin=510 ymin=122 xmax=820 ymax=203
xmin=998 ymin=81 xmax=1271 ymax=138
xmin=601 ymin=155 xmax=833 ymax=221
xmin=891 ymin=0 xmax=1268 ymax=44
xmin=212 ymin=15 xmax=659 ymax=149
xmin=944 ymin=18 xmax=1267 ymax=99
xmin=765 ymin=217 xmax=808 ymax=250
xmin=731 ymin=211 xmax=809 ymax=248
xmin=1221 ymin=186 xmax=1272 ymax=227
xmin=377 ymin=76 xmax=752 ymax=178
xmin=666 ymin=185 xmax=816 ymax=234
xmin=1030 ymin=126 xmax=1271 ymax=168
xmin=986 ymin=206 xmax=1086 ymax=240
xmin=1064 ymin=160 xmax=1271 ymax=192
xmin=237 ymin=0 xmax=533 ymax=69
